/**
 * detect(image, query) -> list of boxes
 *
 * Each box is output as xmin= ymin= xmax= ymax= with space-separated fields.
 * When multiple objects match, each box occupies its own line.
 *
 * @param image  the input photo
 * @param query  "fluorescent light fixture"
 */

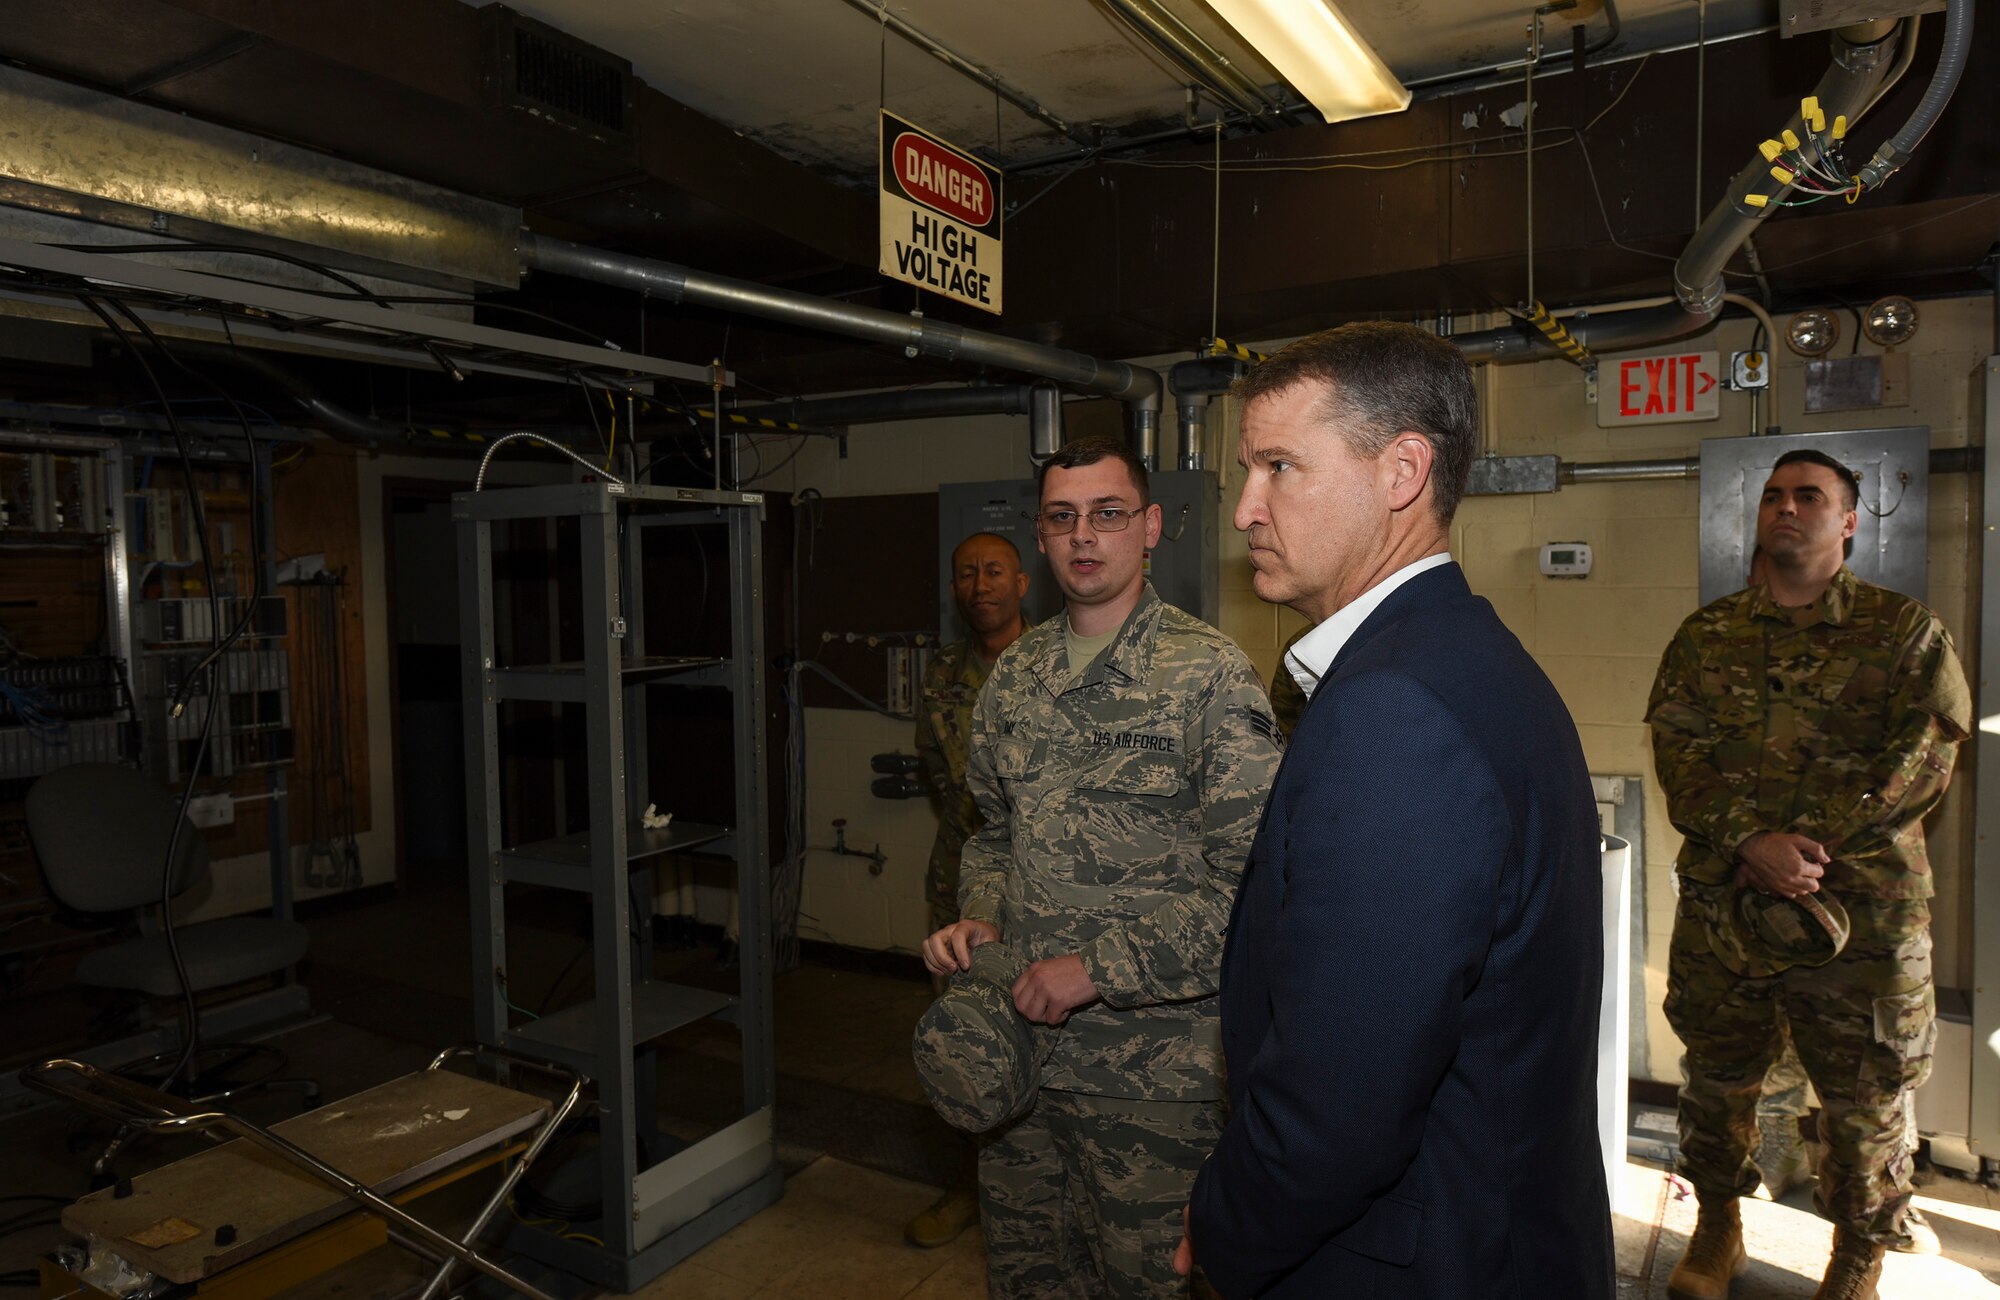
xmin=1207 ymin=0 xmax=1410 ymax=123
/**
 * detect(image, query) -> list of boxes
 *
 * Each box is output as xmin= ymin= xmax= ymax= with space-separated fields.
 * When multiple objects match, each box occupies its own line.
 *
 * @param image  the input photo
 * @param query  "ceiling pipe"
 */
xmin=1408 ymin=0 xmax=1624 ymax=95
xmin=519 ymin=231 xmax=1164 ymax=450
xmin=1451 ymin=14 xmax=1923 ymax=367
xmin=1168 ymin=355 xmax=1250 ymax=470
xmin=833 ymin=0 xmax=1094 ymax=154
xmin=1029 ymin=383 xmax=1065 ymax=464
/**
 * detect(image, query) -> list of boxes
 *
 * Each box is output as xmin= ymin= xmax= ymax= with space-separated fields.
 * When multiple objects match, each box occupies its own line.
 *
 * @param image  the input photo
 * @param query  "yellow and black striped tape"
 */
xmin=690 ymin=409 xmax=807 ymax=432
xmin=1203 ymin=338 xmax=1268 ymax=365
xmin=1524 ymin=303 xmax=1591 ymax=366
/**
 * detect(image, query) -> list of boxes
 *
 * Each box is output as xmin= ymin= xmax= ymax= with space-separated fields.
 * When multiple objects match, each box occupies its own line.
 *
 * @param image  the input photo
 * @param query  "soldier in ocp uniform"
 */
xmin=922 ymin=435 xmax=1281 ymax=1299
xmin=1647 ymin=449 xmax=1970 ymax=1300
xmin=905 ymin=530 xmax=1030 ymax=1249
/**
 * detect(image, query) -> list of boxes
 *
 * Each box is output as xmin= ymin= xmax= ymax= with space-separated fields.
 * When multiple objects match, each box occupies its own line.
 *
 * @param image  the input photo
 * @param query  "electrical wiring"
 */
xmin=570 ymin=372 xmax=608 ymax=460
xmin=737 ymin=436 xmax=811 ymax=487
xmin=1760 ymin=192 xmax=1999 ymax=273
xmin=475 ymin=432 xmax=627 ymax=490
xmin=75 ymin=293 xmax=245 ymax=1096
xmin=602 ymin=388 xmax=619 ymax=473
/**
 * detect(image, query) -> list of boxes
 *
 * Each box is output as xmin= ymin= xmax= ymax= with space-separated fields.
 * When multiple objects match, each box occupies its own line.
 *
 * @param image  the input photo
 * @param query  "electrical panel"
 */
xmin=0 ymin=657 xmax=136 ymax=781
xmin=138 ymin=595 xmax=287 ymax=644
xmin=1697 ymin=427 xmax=1930 ymax=604
xmin=143 ymin=647 xmax=294 ymax=781
xmin=0 ymin=449 xmax=110 ymax=536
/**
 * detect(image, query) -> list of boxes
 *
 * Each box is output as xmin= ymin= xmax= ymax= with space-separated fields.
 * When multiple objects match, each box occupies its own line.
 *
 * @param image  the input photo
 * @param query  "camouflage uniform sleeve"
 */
xmin=915 ymin=654 xmax=951 ymax=807
xmin=1647 ymin=624 xmax=1765 ymax=862
xmin=1078 ymin=652 xmax=1281 ymax=1008
xmin=1805 ymin=612 xmax=1972 ymax=861
xmin=955 ymin=671 xmax=1009 ymax=930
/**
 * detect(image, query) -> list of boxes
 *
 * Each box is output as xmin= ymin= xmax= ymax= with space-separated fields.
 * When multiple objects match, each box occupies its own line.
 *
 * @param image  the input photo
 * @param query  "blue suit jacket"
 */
xmin=1190 ymin=563 xmax=1613 ymax=1299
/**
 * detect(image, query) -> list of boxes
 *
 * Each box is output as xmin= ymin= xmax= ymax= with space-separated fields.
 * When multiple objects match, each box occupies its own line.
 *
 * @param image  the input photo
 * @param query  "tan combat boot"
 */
xmin=904 ymin=1182 xmax=979 ymax=1248
xmin=1668 ymin=1197 xmax=1748 ymax=1300
xmin=1811 ymin=1228 xmax=1885 ymax=1300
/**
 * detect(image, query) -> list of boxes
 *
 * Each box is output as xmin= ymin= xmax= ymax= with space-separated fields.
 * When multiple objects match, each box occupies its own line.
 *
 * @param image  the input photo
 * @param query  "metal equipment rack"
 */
xmin=453 ymin=479 xmax=779 ymax=1291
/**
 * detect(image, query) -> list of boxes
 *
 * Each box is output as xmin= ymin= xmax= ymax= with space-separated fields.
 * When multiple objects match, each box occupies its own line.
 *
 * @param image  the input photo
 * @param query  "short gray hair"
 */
xmin=1232 ymin=321 xmax=1478 ymax=525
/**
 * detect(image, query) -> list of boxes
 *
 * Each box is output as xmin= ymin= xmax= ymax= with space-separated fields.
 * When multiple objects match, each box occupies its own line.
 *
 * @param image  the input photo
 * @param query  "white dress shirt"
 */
xmin=1285 ymin=552 xmax=1455 ymax=699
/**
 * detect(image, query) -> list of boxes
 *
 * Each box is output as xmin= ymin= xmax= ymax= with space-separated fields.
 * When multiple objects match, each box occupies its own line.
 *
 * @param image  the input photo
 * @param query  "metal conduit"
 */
xmin=1560 ymin=457 xmax=1698 ymax=484
xmin=1552 ymin=446 xmax=1981 ymax=489
xmin=519 ymin=232 xmax=1164 ymax=444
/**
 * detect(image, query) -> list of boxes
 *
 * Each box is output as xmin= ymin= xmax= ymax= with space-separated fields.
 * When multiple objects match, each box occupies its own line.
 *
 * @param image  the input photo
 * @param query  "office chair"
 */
xmin=25 ymin=762 xmax=317 ymax=1176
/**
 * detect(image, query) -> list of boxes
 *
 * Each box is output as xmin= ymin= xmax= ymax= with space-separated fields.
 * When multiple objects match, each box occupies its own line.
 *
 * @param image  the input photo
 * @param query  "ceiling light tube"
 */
xmin=1207 ymin=0 xmax=1410 ymax=123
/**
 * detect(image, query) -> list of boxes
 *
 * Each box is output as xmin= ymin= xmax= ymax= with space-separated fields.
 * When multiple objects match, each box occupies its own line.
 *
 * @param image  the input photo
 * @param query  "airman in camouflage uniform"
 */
xmin=923 ymin=437 xmax=1281 ymax=1299
xmin=1648 ymin=449 xmax=1970 ymax=1299
xmin=917 ymin=534 xmax=1031 ymax=941
xmin=907 ymin=531 xmax=1030 ymax=1250
xmin=919 ymin=640 xmax=999 ymax=934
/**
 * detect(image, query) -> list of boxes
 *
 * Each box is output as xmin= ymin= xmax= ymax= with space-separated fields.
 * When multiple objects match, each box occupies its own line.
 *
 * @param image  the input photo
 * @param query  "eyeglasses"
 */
xmin=1027 ymin=507 xmax=1138 ymax=535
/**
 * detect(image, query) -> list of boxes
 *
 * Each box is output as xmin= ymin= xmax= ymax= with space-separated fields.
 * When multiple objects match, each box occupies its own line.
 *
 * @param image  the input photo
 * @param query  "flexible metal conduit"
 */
xmin=1858 ymin=0 xmax=1973 ymax=188
xmin=519 ymin=232 xmax=1164 ymax=443
xmin=1451 ymin=14 xmax=1921 ymax=365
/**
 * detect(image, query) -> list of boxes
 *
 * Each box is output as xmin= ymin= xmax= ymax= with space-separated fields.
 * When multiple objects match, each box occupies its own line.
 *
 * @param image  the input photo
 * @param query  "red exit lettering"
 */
xmin=1617 ymin=354 xmax=1716 ymax=419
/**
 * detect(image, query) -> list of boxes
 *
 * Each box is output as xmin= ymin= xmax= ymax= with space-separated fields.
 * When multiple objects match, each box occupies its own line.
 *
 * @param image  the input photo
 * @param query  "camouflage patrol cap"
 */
xmin=912 ymin=943 xmax=1044 ymax=1133
xmin=1708 ymin=886 xmax=1852 ymax=977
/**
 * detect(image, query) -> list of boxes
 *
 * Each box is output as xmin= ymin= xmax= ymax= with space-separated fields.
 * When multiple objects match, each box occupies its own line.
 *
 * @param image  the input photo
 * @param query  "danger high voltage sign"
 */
xmin=880 ymin=111 xmax=1002 ymax=315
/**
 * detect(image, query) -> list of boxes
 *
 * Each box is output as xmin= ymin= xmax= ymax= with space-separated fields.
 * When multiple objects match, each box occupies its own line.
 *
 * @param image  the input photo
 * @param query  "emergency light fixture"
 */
xmin=1208 ymin=0 xmax=1410 ymax=123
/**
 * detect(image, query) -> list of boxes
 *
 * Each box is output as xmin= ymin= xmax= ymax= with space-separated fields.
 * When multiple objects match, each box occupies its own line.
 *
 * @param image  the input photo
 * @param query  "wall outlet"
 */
xmin=187 ymin=793 xmax=235 ymax=828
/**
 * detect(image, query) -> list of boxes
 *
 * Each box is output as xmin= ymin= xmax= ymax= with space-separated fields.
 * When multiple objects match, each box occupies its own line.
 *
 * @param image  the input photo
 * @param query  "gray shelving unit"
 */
xmin=453 ymin=479 xmax=780 ymax=1291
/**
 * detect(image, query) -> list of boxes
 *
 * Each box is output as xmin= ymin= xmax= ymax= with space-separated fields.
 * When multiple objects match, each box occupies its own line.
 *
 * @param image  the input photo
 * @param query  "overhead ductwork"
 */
xmin=1167 ymin=356 xmax=1251 ymax=470
xmin=519 ymin=232 xmax=1164 ymax=447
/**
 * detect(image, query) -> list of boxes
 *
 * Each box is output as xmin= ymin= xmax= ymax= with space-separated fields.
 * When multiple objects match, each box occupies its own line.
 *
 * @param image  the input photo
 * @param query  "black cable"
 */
xmin=740 ymin=437 xmax=810 ymax=486
xmin=571 ymin=372 xmax=608 ymax=459
xmin=535 ymin=940 xmax=594 ymax=1016
xmin=76 ymin=293 xmax=225 ymax=1094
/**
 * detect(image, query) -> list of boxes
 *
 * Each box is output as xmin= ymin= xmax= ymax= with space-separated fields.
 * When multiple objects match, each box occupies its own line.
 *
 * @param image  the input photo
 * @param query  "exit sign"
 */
xmin=1596 ymin=350 xmax=1721 ymax=427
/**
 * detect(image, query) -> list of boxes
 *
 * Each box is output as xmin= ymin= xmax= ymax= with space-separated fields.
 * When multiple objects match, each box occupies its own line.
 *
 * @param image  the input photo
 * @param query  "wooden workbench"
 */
xmin=63 ymin=1069 xmax=550 ymax=1285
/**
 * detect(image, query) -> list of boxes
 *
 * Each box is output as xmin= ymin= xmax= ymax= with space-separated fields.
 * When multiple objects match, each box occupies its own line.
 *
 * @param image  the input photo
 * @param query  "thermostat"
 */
xmin=1539 ymin=541 xmax=1594 ymax=578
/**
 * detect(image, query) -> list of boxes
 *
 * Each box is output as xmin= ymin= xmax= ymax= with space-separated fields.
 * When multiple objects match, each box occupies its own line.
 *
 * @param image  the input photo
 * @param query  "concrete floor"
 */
xmin=4 ymin=885 xmax=1999 ymax=1297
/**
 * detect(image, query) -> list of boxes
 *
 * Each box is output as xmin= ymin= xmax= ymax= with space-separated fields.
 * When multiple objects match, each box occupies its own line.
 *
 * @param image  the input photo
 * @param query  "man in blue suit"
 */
xmin=1176 ymin=322 xmax=1614 ymax=1298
